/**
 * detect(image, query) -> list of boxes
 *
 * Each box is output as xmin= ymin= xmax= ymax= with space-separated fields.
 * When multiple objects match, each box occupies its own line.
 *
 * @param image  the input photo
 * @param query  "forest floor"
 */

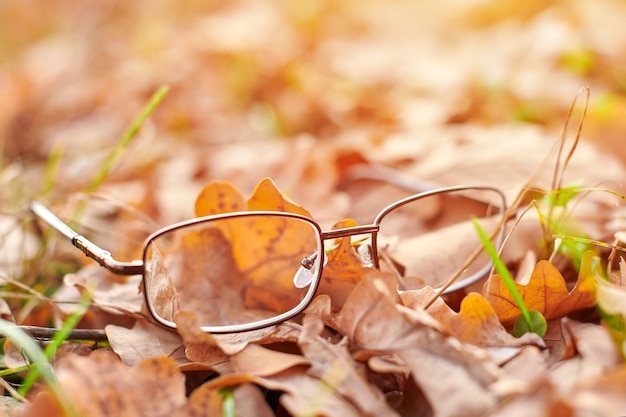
xmin=2 ymin=1 xmax=626 ymax=416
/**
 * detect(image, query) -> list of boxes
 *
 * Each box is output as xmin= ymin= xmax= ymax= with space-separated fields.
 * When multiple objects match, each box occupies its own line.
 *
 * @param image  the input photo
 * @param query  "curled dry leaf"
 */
xmin=105 ymin=321 xmax=188 ymax=367
xmin=562 ymin=319 xmax=622 ymax=369
xmin=174 ymin=310 xmax=299 ymax=358
xmin=180 ymin=385 xmax=224 ymax=417
xmin=493 ymin=332 xmax=626 ymax=417
xmin=0 ymin=298 xmax=14 ymax=322
xmin=483 ymin=260 xmax=596 ymax=327
xmin=485 ymin=380 xmax=573 ymax=417
xmin=52 ymin=267 xmax=143 ymax=329
xmin=204 ymin=368 xmax=371 ymax=417
xmin=567 ymin=366 xmax=626 ymax=417
xmin=202 ymin=320 xmax=399 ymax=417
xmin=230 ymin=384 xmax=276 ymax=417
xmin=230 ymin=343 xmax=310 ymax=377
xmin=615 ymin=257 xmax=626 ymax=286
xmin=491 ymin=346 xmax=547 ymax=397
xmin=594 ymin=272 xmax=626 ymax=357
xmin=296 ymin=320 xmax=401 ymax=416
xmin=174 ymin=310 xmax=241 ymax=362
xmin=333 ymin=272 xmax=500 ymax=417
xmin=332 ymin=272 xmax=437 ymax=345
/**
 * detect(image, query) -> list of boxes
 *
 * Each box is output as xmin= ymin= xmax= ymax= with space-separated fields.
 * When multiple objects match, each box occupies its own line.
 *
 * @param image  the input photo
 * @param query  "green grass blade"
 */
xmin=41 ymin=143 xmax=65 ymax=196
xmin=68 ymin=85 xmax=168 ymax=226
xmin=0 ymin=322 xmax=54 ymax=385
xmin=471 ymin=217 xmax=534 ymax=331
xmin=0 ymin=321 xmax=79 ymax=416
xmin=86 ymin=85 xmax=169 ymax=193
xmin=220 ymin=387 xmax=236 ymax=417
xmin=19 ymin=292 xmax=91 ymax=396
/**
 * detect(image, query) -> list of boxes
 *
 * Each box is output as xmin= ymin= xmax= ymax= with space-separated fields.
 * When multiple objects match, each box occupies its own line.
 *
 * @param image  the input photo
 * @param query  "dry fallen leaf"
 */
xmin=297 ymin=320 xmax=401 ymax=416
xmin=180 ymin=384 xmax=224 ymax=417
xmin=149 ymin=225 xmax=250 ymax=326
xmin=483 ymin=260 xmax=596 ymax=327
xmin=247 ymin=177 xmax=312 ymax=216
xmin=194 ymin=181 xmax=247 ymax=217
xmin=485 ymin=380 xmax=573 ymax=417
xmin=562 ymin=319 xmax=621 ymax=369
xmin=402 ymin=289 xmax=544 ymax=348
xmin=567 ymin=366 xmax=626 ymax=416
xmin=49 ymin=265 xmax=143 ymax=330
xmin=204 ymin=368 xmax=371 ymax=417
xmin=317 ymin=218 xmax=375 ymax=307
xmin=200 ymin=320 xmax=400 ymax=417
xmin=190 ymin=383 xmax=276 ymax=417
xmin=492 ymin=345 xmax=547 ymax=396
xmin=174 ymin=310 xmax=299 ymax=358
xmin=105 ymin=320 xmax=187 ymax=367
xmin=7 ymin=1 xmax=626 ymax=415
xmin=333 ymin=272 xmax=500 ymax=417
xmin=230 ymin=343 xmax=309 ymax=377
xmin=146 ymin=178 xmax=322 ymax=328
xmin=18 ymin=351 xmax=188 ymax=417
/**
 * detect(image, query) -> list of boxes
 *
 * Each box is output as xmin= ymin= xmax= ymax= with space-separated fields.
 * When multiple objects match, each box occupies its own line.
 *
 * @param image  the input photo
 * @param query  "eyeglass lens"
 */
xmin=142 ymin=188 xmax=503 ymax=330
xmin=143 ymin=214 xmax=322 ymax=329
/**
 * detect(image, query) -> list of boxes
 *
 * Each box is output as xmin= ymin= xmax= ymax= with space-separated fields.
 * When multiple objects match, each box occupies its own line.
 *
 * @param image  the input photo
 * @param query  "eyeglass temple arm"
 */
xmin=30 ymin=201 xmax=144 ymax=276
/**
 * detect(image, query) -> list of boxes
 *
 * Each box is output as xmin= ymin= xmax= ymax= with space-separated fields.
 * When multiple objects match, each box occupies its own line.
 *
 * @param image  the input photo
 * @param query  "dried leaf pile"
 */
xmin=2 ymin=0 xmax=626 ymax=416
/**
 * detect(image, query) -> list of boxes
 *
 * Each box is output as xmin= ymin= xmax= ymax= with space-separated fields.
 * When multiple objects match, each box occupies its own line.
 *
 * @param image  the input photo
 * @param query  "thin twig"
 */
xmin=18 ymin=326 xmax=108 ymax=342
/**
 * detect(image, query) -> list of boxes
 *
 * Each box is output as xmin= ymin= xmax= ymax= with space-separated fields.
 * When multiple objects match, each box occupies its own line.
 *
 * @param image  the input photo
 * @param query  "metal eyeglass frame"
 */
xmin=30 ymin=184 xmax=506 ymax=334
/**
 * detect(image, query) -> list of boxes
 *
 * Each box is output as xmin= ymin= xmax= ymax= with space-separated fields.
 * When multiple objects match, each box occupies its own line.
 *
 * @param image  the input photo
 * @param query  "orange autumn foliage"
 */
xmin=483 ymin=260 xmax=596 ymax=327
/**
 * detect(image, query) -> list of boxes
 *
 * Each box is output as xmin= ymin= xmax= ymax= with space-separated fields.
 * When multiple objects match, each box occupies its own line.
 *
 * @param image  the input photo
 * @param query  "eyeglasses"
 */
xmin=30 ymin=184 xmax=506 ymax=334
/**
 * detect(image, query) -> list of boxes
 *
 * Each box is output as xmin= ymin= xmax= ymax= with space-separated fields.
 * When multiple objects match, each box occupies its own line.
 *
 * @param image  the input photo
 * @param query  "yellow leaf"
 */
xmin=440 ymin=292 xmax=542 ymax=346
xmin=323 ymin=219 xmax=371 ymax=282
xmin=317 ymin=219 xmax=374 ymax=307
xmin=247 ymin=177 xmax=312 ymax=217
xmin=402 ymin=289 xmax=543 ymax=347
xmin=483 ymin=260 xmax=596 ymax=327
xmin=194 ymin=181 xmax=247 ymax=217
xmin=197 ymin=178 xmax=316 ymax=296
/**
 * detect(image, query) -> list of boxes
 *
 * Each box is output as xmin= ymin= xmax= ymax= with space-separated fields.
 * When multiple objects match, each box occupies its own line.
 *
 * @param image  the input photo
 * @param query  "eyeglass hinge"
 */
xmin=73 ymin=235 xmax=111 ymax=265
xmin=72 ymin=235 xmax=143 ymax=275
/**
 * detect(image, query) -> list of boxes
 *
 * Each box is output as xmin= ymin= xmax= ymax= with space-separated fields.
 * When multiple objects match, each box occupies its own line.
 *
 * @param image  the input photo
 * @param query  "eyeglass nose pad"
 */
xmin=293 ymin=252 xmax=328 ymax=288
xmin=356 ymin=243 xmax=375 ymax=268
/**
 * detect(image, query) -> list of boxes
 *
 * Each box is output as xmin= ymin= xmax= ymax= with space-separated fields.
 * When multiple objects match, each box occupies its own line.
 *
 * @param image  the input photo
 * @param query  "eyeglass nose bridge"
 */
xmin=320 ymin=223 xmax=382 ymax=268
xmin=320 ymin=224 xmax=380 ymax=240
